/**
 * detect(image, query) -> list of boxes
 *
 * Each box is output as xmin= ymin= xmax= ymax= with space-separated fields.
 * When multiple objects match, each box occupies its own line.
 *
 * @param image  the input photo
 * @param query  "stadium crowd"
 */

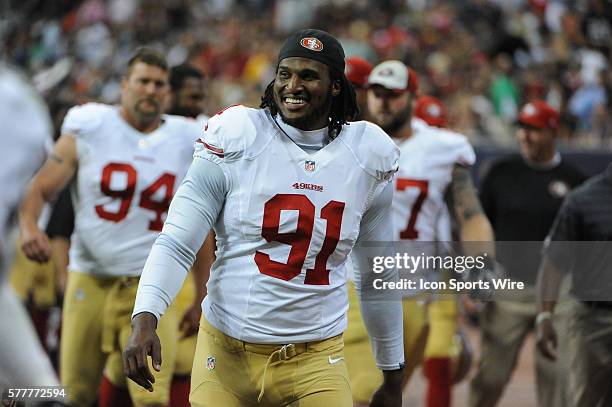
xmin=1 ymin=0 xmax=611 ymax=147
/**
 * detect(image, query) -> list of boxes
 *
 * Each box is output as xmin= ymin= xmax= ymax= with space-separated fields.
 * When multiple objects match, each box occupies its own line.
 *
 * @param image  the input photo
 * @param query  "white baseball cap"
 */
xmin=367 ymin=60 xmax=418 ymax=93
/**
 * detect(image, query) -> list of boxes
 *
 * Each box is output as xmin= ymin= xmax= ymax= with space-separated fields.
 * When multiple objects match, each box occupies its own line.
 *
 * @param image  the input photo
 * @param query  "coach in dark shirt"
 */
xmin=470 ymin=101 xmax=584 ymax=407
xmin=537 ymin=163 xmax=612 ymax=407
xmin=479 ymin=110 xmax=585 ymax=285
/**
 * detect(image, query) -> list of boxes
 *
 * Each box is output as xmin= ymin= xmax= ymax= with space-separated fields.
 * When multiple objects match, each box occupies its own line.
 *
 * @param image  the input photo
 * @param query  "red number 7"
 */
xmin=396 ymin=178 xmax=429 ymax=240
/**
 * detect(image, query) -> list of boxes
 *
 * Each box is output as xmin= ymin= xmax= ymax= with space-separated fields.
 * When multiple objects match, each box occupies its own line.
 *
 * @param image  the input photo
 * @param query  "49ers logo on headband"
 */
xmin=300 ymin=37 xmax=324 ymax=52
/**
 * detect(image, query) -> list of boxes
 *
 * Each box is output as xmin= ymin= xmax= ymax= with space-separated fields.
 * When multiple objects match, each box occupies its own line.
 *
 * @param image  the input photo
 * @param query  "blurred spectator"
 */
xmin=491 ymin=54 xmax=520 ymax=123
xmin=569 ymin=67 xmax=608 ymax=131
xmin=581 ymin=0 xmax=612 ymax=57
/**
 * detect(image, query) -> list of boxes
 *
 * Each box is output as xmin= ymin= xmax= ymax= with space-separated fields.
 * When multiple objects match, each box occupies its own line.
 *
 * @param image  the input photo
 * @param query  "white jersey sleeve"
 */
xmin=133 ymin=106 xmax=252 ymax=319
xmin=352 ymin=182 xmax=404 ymax=370
xmin=133 ymin=157 xmax=227 ymax=320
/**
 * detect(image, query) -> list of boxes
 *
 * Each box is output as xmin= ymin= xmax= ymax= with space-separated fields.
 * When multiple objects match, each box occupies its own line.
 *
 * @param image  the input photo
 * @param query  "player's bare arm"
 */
xmin=179 ymin=231 xmax=215 ymax=338
xmin=448 ymin=164 xmax=495 ymax=308
xmin=19 ymin=133 xmax=77 ymax=263
xmin=447 ymin=164 xmax=495 ymax=254
xmin=50 ymin=237 xmax=70 ymax=293
xmin=370 ymin=370 xmax=404 ymax=407
xmin=535 ymin=255 xmax=564 ymax=360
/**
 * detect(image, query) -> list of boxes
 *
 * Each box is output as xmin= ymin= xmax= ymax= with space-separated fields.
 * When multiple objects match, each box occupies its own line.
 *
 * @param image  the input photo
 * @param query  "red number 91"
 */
xmin=254 ymin=194 xmax=345 ymax=285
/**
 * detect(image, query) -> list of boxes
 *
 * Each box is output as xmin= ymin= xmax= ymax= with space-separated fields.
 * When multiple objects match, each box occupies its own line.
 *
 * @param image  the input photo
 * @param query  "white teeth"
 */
xmin=285 ymin=97 xmax=306 ymax=104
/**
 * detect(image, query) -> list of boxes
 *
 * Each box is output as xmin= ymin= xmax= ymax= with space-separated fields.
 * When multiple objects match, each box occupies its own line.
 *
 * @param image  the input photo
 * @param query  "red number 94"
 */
xmin=95 ymin=162 xmax=176 ymax=231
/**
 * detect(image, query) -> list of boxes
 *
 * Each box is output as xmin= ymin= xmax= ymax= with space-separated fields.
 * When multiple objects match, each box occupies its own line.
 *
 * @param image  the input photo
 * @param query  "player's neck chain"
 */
xmin=273 ymin=115 xmax=331 ymax=150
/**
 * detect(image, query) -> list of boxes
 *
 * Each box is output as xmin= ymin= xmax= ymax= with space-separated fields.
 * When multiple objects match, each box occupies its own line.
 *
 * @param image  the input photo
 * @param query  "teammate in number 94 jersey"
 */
xmin=61 ymin=102 xmax=198 ymax=275
xmin=19 ymin=49 xmax=205 ymax=407
xmin=127 ymin=29 xmax=405 ymax=407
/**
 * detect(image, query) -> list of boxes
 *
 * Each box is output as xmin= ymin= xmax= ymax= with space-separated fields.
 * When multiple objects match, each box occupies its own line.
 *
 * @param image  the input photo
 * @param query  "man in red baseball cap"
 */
xmin=516 ymin=100 xmax=560 ymax=163
xmin=345 ymin=56 xmax=372 ymax=120
xmin=469 ymin=99 xmax=584 ymax=407
xmin=414 ymin=95 xmax=448 ymax=128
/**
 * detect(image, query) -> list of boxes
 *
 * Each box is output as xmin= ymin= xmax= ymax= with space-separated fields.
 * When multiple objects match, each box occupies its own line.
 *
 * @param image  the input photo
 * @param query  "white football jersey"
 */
xmin=63 ymin=103 xmax=201 ymax=276
xmin=392 ymin=118 xmax=475 ymax=243
xmin=0 ymin=66 xmax=52 ymax=281
xmin=199 ymin=106 xmax=398 ymax=343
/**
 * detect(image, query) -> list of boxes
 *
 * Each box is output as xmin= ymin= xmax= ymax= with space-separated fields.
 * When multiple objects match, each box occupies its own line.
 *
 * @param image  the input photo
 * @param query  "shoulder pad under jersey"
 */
xmin=416 ymin=120 xmax=476 ymax=167
xmin=340 ymin=121 xmax=399 ymax=181
xmin=195 ymin=105 xmax=266 ymax=162
xmin=61 ymin=103 xmax=109 ymax=138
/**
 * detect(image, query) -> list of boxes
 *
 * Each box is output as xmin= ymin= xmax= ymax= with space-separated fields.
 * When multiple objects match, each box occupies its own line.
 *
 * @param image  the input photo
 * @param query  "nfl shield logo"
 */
xmin=305 ymin=160 xmax=316 ymax=172
xmin=206 ymin=355 xmax=216 ymax=371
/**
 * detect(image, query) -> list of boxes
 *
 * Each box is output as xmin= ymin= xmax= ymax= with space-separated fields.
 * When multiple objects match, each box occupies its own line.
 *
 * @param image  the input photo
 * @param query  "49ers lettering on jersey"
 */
xmin=61 ymin=103 xmax=201 ymax=277
xmin=195 ymin=105 xmax=398 ymax=343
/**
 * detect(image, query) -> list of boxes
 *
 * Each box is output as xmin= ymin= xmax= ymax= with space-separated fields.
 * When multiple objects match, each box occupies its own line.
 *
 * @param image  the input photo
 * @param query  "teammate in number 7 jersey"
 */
xmin=19 ymin=48 xmax=207 ymax=407
xmin=124 ymin=29 xmax=405 ymax=407
xmin=344 ymin=60 xmax=496 ymax=407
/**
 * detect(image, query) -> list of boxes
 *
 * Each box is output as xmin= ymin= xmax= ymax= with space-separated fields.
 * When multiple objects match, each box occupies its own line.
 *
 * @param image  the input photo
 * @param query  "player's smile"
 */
xmin=273 ymin=57 xmax=336 ymax=130
xmin=282 ymin=95 xmax=309 ymax=111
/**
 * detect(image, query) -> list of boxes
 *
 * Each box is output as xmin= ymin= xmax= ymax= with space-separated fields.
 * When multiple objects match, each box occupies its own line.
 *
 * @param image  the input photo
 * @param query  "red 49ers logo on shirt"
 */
xmin=300 ymin=37 xmax=323 ymax=52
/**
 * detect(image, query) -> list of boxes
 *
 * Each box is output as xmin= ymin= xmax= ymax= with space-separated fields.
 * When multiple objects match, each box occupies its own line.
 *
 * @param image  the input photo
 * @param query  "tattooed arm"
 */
xmin=445 ymin=164 xmax=495 ymax=257
xmin=19 ymin=134 xmax=77 ymax=263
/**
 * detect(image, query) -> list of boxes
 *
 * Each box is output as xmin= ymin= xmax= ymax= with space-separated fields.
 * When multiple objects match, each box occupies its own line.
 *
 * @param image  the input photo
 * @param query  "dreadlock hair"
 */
xmin=260 ymin=67 xmax=359 ymax=138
